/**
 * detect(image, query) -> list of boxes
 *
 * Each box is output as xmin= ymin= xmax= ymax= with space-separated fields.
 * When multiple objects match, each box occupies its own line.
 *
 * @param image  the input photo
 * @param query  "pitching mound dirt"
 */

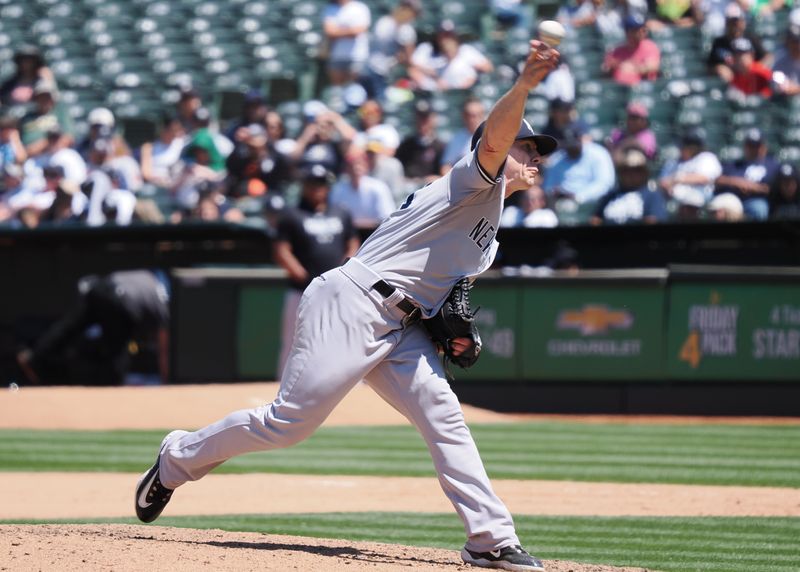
xmin=0 ymin=524 xmax=649 ymax=572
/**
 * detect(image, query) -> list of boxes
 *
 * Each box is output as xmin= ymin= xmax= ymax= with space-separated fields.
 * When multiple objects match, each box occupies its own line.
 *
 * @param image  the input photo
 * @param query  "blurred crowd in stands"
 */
xmin=1 ymin=0 xmax=800 ymax=232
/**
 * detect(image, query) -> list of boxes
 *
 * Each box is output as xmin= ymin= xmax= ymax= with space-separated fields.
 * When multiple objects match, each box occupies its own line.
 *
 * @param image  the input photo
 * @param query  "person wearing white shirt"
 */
xmin=323 ymin=0 xmax=372 ymax=85
xmin=366 ymin=0 xmax=420 ymax=98
xmin=409 ymin=20 xmax=494 ymax=92
xmin=500 ymin=184 xmax=559 ymax=227
xmin=330 ymin=147 xmax=395 ymax=228
xmin=658 ymin=128 xmax=722 ymax=210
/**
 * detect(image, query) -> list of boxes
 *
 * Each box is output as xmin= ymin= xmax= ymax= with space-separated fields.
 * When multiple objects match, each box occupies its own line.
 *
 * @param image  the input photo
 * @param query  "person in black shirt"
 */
xmin=395 ymin=100 xmax=445 ymax=187
xmin=17 ymin=271 xmax=169 ymax=385
xmin=708 ymin=4 xmax=767 ymax=83
xmin=273 ymin=164 xmax=360 ymax=372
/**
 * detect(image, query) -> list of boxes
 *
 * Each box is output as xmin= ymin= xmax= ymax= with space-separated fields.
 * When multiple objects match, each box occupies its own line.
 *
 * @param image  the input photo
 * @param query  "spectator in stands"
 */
xmin=542 ymin=122 xmax=616 ymax=223
xmin=500 ymin=184 xmax=559 ymax=227
xmin=265 ymin=110 xmax=295 ymax=157
xmin=35 ymin=126 xmax=87 ymax=188
xmin=659 ymin=128 xmax=722 ymax=213
xmin=541 ymin=98 xmax=584 ymax=144
xmin=323 ymin=0 xmax=372 ymax=86
xmin=0 ymin=163 xmax=32 ymax=224
xmin=0 ymin=116 xmax=27 ymax=178
xmin=772 ymin=25 xmax=800 ymax=98
xmin=533 ymin=30 xmax=576 ymax=102
xmin=606 ymin=101 xmax=657 ymax=160
xmin=364 ymin=0 xmax=421 ymax=99
xmin=40 ymin=178 xmax=87 ymax=227
xmin=409 ymin=20 xmax=494 ymax=92
xmin=557 ymin=0 xmax=598 ymax=29
xmin=80 ymin=112 xmax=142 ymax=193
xmin=273 ymin=163 xmax=360 ymax=371
xmin=291 ymin=101 xmax=357 ymax=176
xmin=19 ymin=80 xmax=74 ymax=158
xmin=490 ymin=0 xmax=531 ymax=35
xmin=172 ymin=129 xmax=226 ymax=211
xmin=354 ymin=99 xmax=401 ymax=153
xmin=225 ymin=124 xmax=292 ymax=198
xmin=708 ymin=4 xmax=768 ymax=82
xmin=224 ymin=90 xmax=269 ymax=144
xmin=176 ymin=87 xmax=202 ymax=133
xmin=78 ymin=108 xmax=117 ymax=160
xmin=365 ymin=131 xmax=405 ymax=205
xmin=591 ymin=145 xmax=667 ymax=225
xmin=440 ymin=98 xmax=486 ymax=173
xmin=769 ymin=163 xmax=800 ymax=219
xmin=593 ymin=0 xmax=646 ymax=41
xmin=183 ymin=181 xmax=243 ymax=223
xmin=714 ymin=128 xmax=777 ymax=220
xmin=330 ymin=146 xmax=395 ymax=229
xmin=0 ymin=45 xmax=55 ymax=108
xmin=651 ymin=0 xmax=704 ymax=29
xmin=725 ymin=37 xmax=773 ymax=98
xmin=191 ymin=107 xmax=234 ymax=159
xmin=82 ymin=168 xmax=138 ymax=227
xmin=396 ymin=100 xmax=445 ymax=186
xmin=140 ymin=115 xmax=186 ymax=190
xmin=602 ymin=14 xmax=660 ymax=86
xmin=707 ymin=192 xmax=745 ymax=221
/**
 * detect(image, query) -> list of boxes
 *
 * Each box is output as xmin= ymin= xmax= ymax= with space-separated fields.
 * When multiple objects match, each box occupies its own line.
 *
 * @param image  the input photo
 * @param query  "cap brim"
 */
xmin=524 ymin=134 xmax=559 ymax=156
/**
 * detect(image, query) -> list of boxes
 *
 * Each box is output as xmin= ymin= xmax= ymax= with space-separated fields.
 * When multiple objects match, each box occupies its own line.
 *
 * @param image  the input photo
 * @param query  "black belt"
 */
xmin=371 ymin=280 xmax=421 ymax=325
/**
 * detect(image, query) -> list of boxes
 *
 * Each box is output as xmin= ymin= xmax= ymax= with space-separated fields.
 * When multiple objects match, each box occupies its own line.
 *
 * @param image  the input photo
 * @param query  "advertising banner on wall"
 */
xmin=667 ymin=284 xmax=800 ymax=380
xmin=521 ymin=285 xmax=666 ymax=380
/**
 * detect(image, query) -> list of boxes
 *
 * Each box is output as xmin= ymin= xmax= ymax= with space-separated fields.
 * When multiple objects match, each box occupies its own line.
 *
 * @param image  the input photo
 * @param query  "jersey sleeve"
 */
xmin=448 ymin=146 xmax=503 ymax=204
xmin=276 ymin=210 xmax=299 ymax=244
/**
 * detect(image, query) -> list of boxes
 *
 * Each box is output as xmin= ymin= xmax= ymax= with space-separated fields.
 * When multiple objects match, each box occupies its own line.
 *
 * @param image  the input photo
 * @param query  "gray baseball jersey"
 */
xmin=356 ymin=148 xmax=505 ymax=316
xmin=152 ymin=145 xmax=522 ymax=555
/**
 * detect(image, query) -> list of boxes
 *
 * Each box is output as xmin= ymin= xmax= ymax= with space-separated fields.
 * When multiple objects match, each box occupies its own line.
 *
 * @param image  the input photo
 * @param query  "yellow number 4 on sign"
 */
xmin=680 ymin=330 xmax=701 ymax=368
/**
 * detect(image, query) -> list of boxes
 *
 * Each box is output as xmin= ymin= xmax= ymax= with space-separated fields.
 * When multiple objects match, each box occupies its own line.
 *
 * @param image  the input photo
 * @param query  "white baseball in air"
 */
xmin=537 ymin=20 xmax=566 ymax=47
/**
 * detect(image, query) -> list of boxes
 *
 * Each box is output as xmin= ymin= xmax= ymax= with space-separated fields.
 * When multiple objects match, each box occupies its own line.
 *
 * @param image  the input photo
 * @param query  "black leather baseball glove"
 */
xmin=422 ymin=278 xmax=482 ymax=371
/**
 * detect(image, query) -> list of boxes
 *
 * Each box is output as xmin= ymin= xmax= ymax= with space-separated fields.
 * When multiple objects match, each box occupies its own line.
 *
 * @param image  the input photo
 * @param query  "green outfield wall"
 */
xmin=171 ymin=266 xmax=800 ymax=386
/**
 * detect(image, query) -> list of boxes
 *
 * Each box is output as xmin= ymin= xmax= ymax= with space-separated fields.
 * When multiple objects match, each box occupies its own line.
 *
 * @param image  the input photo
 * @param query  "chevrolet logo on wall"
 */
xmin=557 ymin=305 xmax=634 ymax=335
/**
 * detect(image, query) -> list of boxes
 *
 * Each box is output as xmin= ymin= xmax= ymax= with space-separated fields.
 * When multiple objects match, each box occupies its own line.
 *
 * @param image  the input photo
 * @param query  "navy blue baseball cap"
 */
xmin=470 ymin=119 xmax=558 ymax=156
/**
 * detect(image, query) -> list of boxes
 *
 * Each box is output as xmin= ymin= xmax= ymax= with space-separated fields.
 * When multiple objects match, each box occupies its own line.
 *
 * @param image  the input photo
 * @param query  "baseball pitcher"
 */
xmin=135 ymin=40 xmax=560 ymax=571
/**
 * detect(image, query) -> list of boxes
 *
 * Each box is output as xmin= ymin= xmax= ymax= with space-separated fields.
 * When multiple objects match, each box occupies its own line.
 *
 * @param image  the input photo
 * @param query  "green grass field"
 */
xmin=2 ymin=421 xmax=799 ymax=571
xmin=2 ymin=422 xmax=799 ymax=486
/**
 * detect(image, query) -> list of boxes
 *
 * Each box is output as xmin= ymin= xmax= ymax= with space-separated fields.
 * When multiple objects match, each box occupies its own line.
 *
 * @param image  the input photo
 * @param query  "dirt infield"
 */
xmin=1 ymin=382 xmax=795 ymax=571
xmin=0 ymin=525 xmax=650 ymax=572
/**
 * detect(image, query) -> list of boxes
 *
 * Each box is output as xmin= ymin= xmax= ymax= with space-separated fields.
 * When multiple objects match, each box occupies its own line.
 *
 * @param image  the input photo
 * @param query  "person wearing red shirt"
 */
xmin=603 ymin=14 xmax=661 ymax=86
xmin=729 ymin=37 xmax=773 ymax=97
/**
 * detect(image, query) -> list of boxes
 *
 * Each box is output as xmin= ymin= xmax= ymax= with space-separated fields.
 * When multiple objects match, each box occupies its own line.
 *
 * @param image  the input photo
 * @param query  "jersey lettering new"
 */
xmin=355 ymin=148 xmax=505 ymax=315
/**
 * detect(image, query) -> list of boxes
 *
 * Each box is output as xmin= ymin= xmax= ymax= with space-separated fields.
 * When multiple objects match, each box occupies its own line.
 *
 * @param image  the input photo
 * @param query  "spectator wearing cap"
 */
xmin=172 ymin=129 xmax=226 ymax=211
xmin=396 ymin=101 xmax=446 ymax=187
xmin=440 ymin=98 xmax=487 ymax=173
xmin=541 ymin=98 xmax=584 ymax=144
xmin=772 ymin=25 xmax=800 ymax=97
xmin=323 ymin=0 xmax=372 ymax=86
xmin=364 ymin=0 xmax=421 ymax=99
xmin=39 ymin=172 xmax=88 ymax=227
xmin=500 ymin=183 xmax=558 ymax=228
xmin=606 ymin=101 xmax=657 ymax=160
xmin=707 ymin=192 xmax=745 ymax=222
xmin=0 ymin=45 xmax=55 ymax=108
xmin=274 ymin=162 xmax=360 ymax=371
xmin=0 ymin=116 xmax=27 ymax=180
xmin=224 ymin=90 xmax=269 ymax=144
xmin=658 ymin=128 xmax=722 ymax=215
xmin=79 ymin=108 xmax=142 ymax=192
xmin=140 ymin=115 xmax=187 ymax=190
xmin=714 ymin=128 xmax=777 ymax=220
xmin=225 ymin=123 xmax=292 ymax=198
xmin=291 ymin=101 xmax=357 ymax=176
xmin=365 ymin=131 xmax=405 ymax=206
xmin=353 ymin=100 xmax=401 ymax=156
xmin=769 ymin=163 xmax=800 ymax=219
xmin=409 ymin=20 xmax=494 ymax=92
xmin=330 ymin=146 xmax=395 ymax=229
xmin=708 ymin=4 xmax=768 ymax=82
xmin=591 ymin=145 xmax=667 ymax=225
xmin=34 ymin=126 xmax=87 ymax=188
xmin=77 ymin=108 xmax=116 ymax=160
xmin=18 ymin=79 xmax=74 ymax=158
xmin=603 ymin=14 xmax=661 ymax=86
xmin=727 ymin=37 xmax=773 ymax=98
xmin=542 ymin=121 xmax=616 ymax=223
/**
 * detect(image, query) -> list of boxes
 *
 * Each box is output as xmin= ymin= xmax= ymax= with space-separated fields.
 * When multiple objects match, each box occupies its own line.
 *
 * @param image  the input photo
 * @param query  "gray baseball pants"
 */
xmin=159 ymin=257 xmax=520 ymax=552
